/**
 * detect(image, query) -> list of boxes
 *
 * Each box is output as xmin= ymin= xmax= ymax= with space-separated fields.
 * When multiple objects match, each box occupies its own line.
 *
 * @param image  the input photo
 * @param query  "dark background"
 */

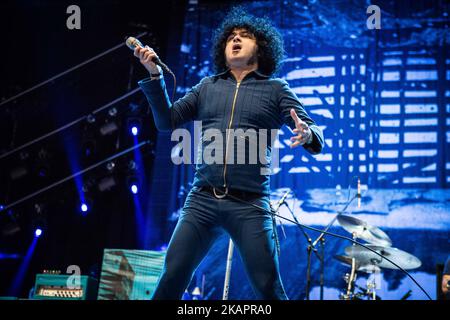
xmin=0 ymin=0 xmax=188 ymax=297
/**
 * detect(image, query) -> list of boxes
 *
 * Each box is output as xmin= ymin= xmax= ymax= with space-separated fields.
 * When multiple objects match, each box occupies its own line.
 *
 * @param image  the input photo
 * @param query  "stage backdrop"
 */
xmin=144 ymin=0 xmax=450 ymax=300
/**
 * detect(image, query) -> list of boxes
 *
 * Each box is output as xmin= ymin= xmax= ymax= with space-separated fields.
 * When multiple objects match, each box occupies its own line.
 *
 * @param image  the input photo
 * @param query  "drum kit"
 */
xmin=335 ymin=214 xmax=422 ymax=300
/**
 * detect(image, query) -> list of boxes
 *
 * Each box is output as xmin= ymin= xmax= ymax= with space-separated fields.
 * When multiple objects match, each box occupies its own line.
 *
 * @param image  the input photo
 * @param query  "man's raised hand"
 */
xmin=289 ymin=108 xmax=312 ymax=148
xmin=133 ymin=45 xmax=162 ymax=75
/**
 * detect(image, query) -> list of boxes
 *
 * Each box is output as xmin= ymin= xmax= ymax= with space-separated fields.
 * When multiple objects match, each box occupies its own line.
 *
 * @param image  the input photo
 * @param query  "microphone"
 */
xmin=273 ymin=189 xmax=291 ymax=212
xmin=357 ymin=177 xmax=361 ymax=208
xmin=125 ymin=36 xmax=173 ymax=75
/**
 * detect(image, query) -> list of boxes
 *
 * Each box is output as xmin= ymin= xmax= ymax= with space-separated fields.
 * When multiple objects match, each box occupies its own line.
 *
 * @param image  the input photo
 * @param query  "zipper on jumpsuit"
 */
xmin=213 ymin=81 xmax=240 ymax=199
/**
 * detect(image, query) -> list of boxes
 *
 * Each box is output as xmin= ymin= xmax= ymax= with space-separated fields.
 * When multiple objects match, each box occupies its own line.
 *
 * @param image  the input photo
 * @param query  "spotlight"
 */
xmin=127 ymin=118 xmax=142 ymax=137
xmin=35 ymin=228 xmax=42 ymax=237
xmin=31 ymin=204 xmax=47 ymax=238
xmin=80 ymin=203 xmax=89 ymax=213
xmin=127 ymin=175 xmax=139 ymax=195
xmin=131 ymin=126 xmax=139 ymax=136
xmin=130 ymin=184 xmax=139 ymax=194
xmin=79 ymin=198 xmax=92 ymax=215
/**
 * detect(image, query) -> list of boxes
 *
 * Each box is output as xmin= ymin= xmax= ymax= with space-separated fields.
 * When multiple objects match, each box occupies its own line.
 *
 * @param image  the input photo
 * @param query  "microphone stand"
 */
xmin=280 ymin=200 xmax=322 ymax=300
xmin=308 ymin=192 xmax=359 ymax=300
xmin=281 ymin=188 xmax=358 ymax=300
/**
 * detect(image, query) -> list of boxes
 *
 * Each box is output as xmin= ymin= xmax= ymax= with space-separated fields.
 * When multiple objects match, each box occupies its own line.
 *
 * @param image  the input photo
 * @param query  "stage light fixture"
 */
xmin=126 ymin=174 xmax=139 ymax=195
xmin=128 ymin=160 xmax=137 ymax=171
xmin=87 ymin=114 xmax=96 ymax=124
xmin=98 ymin=175 xmax=117 ymax=192
xmin=1 ymin=222 xmax=21 ymax=237
xmin=80 ymin=203 xmax=88 ymax=213
xmin=108 ymin=107 xmax=118 ymax=117
xmin=131 ymin=126 xmax=139 ymax=136
xmin=35 ymin=228 xmax=42 ymax=237
xmin=130 ymin=184 xmax=139 ymax=194
xmin=0 ymin=209 xmax=21 ymax=236
xmin=10 ymin=166 xmax=28 ymax=180
xmin=127 ymin=118 xmax=142 ymax=137
xmin=106 ymin=161 xmax=116 ymax=171
xmin=100 ymin=121 xmax=119 ymax=136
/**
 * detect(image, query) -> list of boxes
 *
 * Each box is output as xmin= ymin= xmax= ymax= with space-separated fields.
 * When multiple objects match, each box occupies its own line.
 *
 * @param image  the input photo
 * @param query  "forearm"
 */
xmin=138 ymin=77 xmax=172 ymax=131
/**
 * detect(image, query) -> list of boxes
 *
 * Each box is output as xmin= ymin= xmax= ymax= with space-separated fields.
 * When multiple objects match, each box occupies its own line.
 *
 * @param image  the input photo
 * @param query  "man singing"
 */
xmin=134 ymin=8 xmax=324 ymax=300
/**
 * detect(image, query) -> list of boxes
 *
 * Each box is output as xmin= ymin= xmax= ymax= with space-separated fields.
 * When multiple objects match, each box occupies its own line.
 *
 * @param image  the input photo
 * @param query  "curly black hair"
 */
xmin=211 ymin=7 xmax=285 ymax=77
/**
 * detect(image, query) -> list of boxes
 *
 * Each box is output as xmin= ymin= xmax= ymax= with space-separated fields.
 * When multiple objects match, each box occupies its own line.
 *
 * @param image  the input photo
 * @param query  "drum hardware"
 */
xmin=271 ymin=184 xmax=359 ymax=300
xmin=344 ymin=244 xmax=422 ymax=270
xmin=268 ymin=180 xmax=426 ymax=300
xmin=366 ymin=277 xmax=377 ymax=300
xmin=277 ymin=190 xmax=323 ymax=300
xmin=337 ymin=215 xmax=392 ymax=247
xmin=335 ymin=215 xmax=422 ymax=300
xmin=304 ymin=192 xmax=359 ymax=300
xmin=345 ymin=235 xmax=358 ymax=298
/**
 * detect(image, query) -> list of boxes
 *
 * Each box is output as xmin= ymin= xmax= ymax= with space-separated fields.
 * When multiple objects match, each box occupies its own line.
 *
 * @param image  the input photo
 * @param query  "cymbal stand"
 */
xmin=365 ymin=264 xmax=380 ymax=300
xmin=345 ymin=233 xmax=358 ymax=298
xmin=281 ymin=201 xmax=321 ymax=300
xmin=308 ymin=193 xmax=358 ymax=300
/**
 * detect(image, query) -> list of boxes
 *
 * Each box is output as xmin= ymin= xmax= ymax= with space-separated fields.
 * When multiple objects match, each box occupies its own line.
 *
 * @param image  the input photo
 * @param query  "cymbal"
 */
xmin=334 ymin=255 xmax=381 ymax=274
xmin=344 ymin=245 xmax=422 ymax=270
xmin=337 ymin=215 xmax=392 ymax=247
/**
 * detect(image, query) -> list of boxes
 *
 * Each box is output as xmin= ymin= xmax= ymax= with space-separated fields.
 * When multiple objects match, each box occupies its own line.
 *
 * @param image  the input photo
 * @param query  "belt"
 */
xmin=198 ymin=186 xmax=262 ymax=200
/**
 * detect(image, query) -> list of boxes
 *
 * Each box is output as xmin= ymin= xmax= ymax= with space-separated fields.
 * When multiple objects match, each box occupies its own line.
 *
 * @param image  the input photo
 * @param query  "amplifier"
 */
xmin=33 ymin=273 xmax=98 ymax=300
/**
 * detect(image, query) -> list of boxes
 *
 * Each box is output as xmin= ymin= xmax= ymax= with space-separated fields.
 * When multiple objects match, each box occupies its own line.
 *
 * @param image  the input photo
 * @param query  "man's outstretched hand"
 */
xmin=289 ymin=108 xmax=312 ymax=148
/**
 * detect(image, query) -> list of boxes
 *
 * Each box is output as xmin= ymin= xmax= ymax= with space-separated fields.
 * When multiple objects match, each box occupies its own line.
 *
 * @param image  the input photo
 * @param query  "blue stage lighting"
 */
xmin=80 ymin=203 xmax=88 ymax=213
xmin=131 ymin=126 xmax=139 ymax=136
xmin=35 ymin=229 xmax=42 ymax=237
xmin=131 ymin=184 xmax=139 ymax=194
